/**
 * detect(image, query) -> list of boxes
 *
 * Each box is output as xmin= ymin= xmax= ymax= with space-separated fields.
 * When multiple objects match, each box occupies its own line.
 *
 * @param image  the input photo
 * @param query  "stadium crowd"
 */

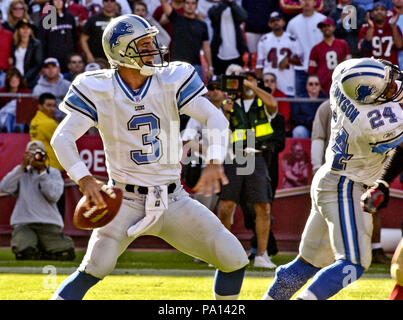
xmin=1 ymin=0 xmax=402 ymax=267
xmin=0 ymin=0 xmax=403 ymax=134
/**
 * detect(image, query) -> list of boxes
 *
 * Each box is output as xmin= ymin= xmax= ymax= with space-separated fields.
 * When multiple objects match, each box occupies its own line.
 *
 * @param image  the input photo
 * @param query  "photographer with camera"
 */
xmin=0 ymin=140 xmax=75 ymax=261
xmin=217 ymin=65 xmax=278 ymax=269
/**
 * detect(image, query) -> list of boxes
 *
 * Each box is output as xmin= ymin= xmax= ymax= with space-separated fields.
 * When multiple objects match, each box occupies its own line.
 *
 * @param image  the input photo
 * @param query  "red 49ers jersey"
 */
xmin=358 ymin=22 xmax=402 ymax=65
xmin=308 ymin=38 xmax=351 ymax=95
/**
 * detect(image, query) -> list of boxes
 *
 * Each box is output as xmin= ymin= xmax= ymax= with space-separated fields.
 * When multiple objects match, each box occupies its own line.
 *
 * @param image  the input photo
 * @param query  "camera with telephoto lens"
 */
xmin=30 ymin=149 xmax=46 ymax=162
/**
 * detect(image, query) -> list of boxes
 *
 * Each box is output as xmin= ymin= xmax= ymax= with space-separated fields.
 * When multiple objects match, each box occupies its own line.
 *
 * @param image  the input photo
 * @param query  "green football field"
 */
xmin=0 ymin=248 xmax=395 ymax=300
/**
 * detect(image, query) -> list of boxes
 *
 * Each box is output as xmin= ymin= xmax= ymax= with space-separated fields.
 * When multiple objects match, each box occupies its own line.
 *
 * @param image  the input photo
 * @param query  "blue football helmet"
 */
xmin=102 ymin=14 xmax=169 ymax=75
xmin=340 ymin=57 xmax=403 ymax=104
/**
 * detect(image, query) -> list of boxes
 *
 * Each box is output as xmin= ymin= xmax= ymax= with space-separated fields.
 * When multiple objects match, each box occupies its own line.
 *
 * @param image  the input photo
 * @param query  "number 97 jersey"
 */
xmin=59 ymin=62 xmax=207 ymax=186
xmin=325 ymin=63 xmax=403 ymax=186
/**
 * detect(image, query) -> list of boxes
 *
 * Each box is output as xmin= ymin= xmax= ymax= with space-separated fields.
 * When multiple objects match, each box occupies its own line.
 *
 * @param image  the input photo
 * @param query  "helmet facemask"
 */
xmin=118 ymin=27 xmax=169 ymax=75
xmin=375 ymin=60 xmax=403 ymax=104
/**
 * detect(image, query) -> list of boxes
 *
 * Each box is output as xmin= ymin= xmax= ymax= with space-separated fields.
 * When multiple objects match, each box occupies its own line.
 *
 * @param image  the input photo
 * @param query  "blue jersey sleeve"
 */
xmin=175 ymin=65 xmax=207 ymax=110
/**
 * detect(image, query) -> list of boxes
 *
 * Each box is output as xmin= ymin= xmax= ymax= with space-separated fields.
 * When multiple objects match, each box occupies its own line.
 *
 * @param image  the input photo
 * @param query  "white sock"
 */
xmin=295 ymin=289 xmax=318 ymax=300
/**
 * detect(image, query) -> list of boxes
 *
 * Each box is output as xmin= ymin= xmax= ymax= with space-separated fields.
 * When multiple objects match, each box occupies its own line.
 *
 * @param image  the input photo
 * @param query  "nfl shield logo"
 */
xmin=134 ymin=96 xmax=141 ymax=103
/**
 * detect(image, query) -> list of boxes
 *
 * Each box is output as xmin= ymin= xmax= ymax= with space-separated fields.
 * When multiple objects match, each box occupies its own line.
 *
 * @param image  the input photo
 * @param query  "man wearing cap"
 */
xmin=0 ymin=140 xmax=75 ymax=261
xmin=358 ymin=1 xmax=403 ymax=65
xmin=32 ymin=57 xmax=71 ymax=121
xmin=217 ymin=70 xmax=278 ymax=269
xmin=308 ymin=17 xmax=351 ymax=95
xmin=256 ymin=11 xmax=303 ymax=98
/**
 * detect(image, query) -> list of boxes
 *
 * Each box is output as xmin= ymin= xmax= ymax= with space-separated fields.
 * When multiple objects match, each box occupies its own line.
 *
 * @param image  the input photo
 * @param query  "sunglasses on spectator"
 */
xmin=207 ymin=85 xmax=221 ymax=91
xmin=12 ymin=7 xmax=25 ymax=11
xmin=265 ymin=79 xmax=276 ymax=83
xmin=103 ymin=0 xmax=116 ymax=2
xmin=307 ymin=82 xmax=320 ymax=86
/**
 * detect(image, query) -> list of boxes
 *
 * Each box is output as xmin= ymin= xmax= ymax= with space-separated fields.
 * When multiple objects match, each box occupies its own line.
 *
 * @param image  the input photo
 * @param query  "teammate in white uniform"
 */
xmin=262 ymin=57 xmax=403 ymax=300
xmin=49 ymin=14 xmax=249 ymax=300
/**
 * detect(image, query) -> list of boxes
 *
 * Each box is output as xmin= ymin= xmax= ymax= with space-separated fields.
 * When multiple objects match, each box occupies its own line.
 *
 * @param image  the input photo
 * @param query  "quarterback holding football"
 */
xmin=50 ymin=14 xmax=249 ymax=300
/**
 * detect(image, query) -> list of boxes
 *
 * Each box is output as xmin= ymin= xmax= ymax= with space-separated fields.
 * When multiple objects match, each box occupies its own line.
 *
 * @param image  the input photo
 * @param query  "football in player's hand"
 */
xmin=73 ymin=186 xmax=123 ymax=230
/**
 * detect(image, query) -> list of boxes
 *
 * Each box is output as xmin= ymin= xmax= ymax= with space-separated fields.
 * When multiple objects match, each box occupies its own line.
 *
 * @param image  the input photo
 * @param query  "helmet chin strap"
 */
xmin=140 ymin=65 xmax=156 ymax=76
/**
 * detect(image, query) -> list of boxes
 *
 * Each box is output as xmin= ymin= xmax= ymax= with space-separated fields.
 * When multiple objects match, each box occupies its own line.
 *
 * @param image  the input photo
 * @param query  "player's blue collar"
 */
xmin=114 ymin=70 xmax=152 ymax=103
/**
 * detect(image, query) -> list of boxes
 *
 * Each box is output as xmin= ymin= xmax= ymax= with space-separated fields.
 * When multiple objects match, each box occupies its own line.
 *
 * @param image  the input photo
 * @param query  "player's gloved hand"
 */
xmin=360 ymin=180 xmax=390 ymax=214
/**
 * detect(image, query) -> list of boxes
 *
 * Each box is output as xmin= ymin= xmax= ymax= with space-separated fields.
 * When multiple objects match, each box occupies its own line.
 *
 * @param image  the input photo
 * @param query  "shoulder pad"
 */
xmin=156 ymin=62 xmax=196 ymax=86
xmin=73 ymin=69 xmax=114 ymax=92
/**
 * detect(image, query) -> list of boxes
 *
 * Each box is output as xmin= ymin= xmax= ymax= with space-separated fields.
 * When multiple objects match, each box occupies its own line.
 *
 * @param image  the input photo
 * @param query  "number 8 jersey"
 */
xmin=325 ymin=60 xmax=403 ymax=186
xmin=59 ymin=62 xmax=207 ymax=186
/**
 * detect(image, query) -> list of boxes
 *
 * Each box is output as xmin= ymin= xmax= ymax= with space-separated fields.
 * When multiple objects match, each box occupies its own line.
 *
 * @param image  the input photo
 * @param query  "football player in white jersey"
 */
xmin=49 ymin=14 xmax=249 ymax=300
xmin=261 ymin=57 xmax=403 ymax=300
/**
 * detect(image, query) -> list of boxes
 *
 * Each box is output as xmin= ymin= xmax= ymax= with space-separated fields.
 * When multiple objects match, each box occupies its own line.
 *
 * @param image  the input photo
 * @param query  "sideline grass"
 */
xmin=0 ymin=248 xmax=394 ymax=300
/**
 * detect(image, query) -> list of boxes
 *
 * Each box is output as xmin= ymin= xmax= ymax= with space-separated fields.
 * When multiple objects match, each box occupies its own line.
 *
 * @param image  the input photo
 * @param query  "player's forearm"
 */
xmin=51 ymin=113 xmax=93 ymax=184
xmin=181 ymin=96 xmax=229 ymax=163
xmin=378 ymin=144 xmax=403 ymax=185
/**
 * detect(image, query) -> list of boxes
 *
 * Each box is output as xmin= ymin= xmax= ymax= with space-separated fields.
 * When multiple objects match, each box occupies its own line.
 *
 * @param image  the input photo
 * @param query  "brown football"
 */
xmin=73 ymin=187 xmax=123 ymax=230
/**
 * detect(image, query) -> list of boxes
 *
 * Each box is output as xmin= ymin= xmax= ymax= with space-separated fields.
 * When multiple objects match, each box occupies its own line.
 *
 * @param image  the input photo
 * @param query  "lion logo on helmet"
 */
xmin=109 ymin=22 xmax=134 ymax=52
xmin=356 ymin=84 xmax=376 ymax=103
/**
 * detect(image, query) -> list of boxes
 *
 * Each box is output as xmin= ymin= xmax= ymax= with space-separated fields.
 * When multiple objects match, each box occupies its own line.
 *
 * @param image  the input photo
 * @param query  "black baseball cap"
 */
xmin=269 ymin=11 xmax=285 ymax=22
xmin=207 ymin=75 xmax=221 ymax=88
xmin=15 ymin=18 xmax=36 ymax=30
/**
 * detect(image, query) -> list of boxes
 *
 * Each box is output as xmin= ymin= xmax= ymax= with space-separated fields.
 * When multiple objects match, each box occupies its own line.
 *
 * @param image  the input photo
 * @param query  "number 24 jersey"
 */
xmin=325 ymin=62 xmax=403 ymax=186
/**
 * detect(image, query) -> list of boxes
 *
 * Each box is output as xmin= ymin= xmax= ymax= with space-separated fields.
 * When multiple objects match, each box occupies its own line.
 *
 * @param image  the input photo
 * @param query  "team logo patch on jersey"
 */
xmin=109 ymin=22 xmax=134 ymax=52
xmin=355 ymin=85 xmax=376 ymax=102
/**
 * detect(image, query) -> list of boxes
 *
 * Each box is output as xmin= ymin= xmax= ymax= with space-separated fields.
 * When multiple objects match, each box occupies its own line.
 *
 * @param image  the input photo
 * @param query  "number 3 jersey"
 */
xmin=325 ymin=61 xmax=403 ymax=186
xmin=58 ymin=62 xmax=207 ymax=186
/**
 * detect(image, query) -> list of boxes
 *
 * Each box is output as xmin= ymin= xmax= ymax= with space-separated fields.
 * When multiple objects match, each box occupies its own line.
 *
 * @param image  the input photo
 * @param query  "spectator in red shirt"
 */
xmin=359 ymin=1 xmax=403 ymax=65
xmin=308 ymin=17 xmax=351 ymax=95
xmin=263 ymin=72 xmax=291 ymax=133
xmin=0 ymin=68 xmax=30 ymax=109
xmin=0 ymin=11 xmax=13 ymax=88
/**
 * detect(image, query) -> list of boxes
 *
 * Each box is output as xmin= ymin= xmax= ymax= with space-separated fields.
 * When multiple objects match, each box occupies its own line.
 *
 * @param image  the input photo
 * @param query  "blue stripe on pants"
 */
xmin=347 ymin=180 xmax=361 ymax=265
xmin=337 ymin=176 xmax=350 ymax=261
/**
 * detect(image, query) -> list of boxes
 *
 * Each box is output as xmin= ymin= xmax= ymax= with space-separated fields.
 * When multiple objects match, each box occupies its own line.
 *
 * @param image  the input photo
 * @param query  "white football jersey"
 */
xmin=59 ymin=62 xmax=207 ymax=186
xmin=324 ymin=60 xmax=403 ymax=186
xmin=256 ymin=31 xmax=303 ymax=96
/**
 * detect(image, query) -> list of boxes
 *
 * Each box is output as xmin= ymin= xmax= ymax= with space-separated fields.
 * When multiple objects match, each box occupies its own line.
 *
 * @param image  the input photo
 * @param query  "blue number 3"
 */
xmin=128 ymin=113 xmax=162 ymax=165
